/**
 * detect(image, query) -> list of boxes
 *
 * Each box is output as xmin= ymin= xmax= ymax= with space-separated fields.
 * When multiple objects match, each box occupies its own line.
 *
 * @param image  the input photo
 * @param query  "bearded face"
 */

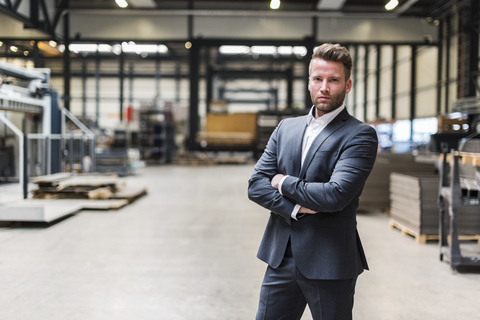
xmin=308 ymin=58 xmax=352 ymax=118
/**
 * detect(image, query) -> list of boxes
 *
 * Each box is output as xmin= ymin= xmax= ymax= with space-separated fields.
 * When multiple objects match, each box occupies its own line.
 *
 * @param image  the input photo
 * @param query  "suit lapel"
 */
xmin=299 ymin=109 xmax=349 ymax=178
xmin=290 ymin=119 xmax=307 ymax=177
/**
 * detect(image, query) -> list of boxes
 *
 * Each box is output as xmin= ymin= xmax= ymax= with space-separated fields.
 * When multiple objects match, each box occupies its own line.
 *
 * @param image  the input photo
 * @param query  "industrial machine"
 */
xmin=0 ymin=61 xmax=95 ymax=200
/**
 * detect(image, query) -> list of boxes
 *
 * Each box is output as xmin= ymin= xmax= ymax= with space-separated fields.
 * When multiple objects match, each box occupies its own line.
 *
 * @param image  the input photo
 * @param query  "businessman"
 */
xmin=248 ymin=43 xmax=378 ymax=320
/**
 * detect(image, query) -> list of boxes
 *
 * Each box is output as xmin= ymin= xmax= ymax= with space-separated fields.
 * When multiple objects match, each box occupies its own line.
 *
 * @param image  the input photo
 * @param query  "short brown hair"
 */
xmin=309 ymin=43 xmax=352 ymax=80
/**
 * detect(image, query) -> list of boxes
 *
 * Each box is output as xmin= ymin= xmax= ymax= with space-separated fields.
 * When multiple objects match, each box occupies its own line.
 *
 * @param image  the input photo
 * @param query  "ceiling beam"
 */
xmin=128 ymin=0 xmax=156 ymax=8
xmin=69 ymin=8 xmax=397 ymax=19
xmin=316 ymin=0 xmax=347 ymax=10
xmin=0 ymin=0 xmax=64 ymax=39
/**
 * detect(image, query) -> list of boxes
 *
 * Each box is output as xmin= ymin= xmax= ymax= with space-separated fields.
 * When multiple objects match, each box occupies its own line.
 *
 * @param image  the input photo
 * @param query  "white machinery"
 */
xmin=0 ymin=61 xmax=95 ymax=222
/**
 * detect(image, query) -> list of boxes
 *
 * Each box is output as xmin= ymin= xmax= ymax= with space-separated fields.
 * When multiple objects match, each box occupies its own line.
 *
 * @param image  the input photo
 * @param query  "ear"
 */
xmin=345 ymin=78 xmax=352 ymax=94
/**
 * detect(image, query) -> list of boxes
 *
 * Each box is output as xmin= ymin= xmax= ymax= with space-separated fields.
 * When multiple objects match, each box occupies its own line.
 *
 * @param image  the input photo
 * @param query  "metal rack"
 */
xmin=138 ymin=107 xmax=175 ymax=163
xmin=438 ymin=150 xmax=480 ymax=271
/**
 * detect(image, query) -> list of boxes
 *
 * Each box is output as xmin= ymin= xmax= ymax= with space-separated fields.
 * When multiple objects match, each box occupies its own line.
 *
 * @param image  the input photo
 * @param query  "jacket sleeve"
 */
xmin=280 ymin=124 xmax=378 ymax=213
xmin=247 ymin=121 xmax=295 ymax=225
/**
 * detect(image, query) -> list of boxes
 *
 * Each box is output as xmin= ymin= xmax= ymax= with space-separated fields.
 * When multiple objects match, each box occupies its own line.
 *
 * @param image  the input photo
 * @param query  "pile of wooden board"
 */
xmin=34 ymin=173 xmax=116 ymax=200
xmin=389 ymin=172 xmax=480 ymax=243
xmin=0 ymin=173 xmax=148 ymax=223
xmin=358 ymin=153 xmax=437 ymax=212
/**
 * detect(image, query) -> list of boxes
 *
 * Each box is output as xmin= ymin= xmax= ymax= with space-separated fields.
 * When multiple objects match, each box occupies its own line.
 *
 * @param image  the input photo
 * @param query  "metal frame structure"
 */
xmin=438 ymin=151 xmax=480 ymax=271
xmin=0 ymin=0 xmax=66 ymax=39
xmin=0 ymin=61 xmax=95 ymax=199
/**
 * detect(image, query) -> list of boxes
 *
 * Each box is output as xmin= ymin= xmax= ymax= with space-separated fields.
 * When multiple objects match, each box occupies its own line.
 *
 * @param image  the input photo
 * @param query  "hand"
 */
xmin=270 ymin=174 xmax=285 ymax=190
xmin=298 ymin=206 xmax=316 ymax=214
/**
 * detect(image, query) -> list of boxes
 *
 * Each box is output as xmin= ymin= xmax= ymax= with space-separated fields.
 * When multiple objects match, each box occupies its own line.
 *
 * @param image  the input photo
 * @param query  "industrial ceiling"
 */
xmin=66 ymin=0 xmax=440 ymax=18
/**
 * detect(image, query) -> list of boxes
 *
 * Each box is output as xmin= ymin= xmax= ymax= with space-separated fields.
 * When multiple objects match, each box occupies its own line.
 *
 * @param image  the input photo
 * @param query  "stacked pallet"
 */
xmin=32 ymin=172 xmax=147 ymax=202
xmin=0 ymin=173 xmax=148 ymax=223
xmin=389 ymin=172 xmax=480 ymax=243
xmin=358 ymin=153 xmax=436 ymax=212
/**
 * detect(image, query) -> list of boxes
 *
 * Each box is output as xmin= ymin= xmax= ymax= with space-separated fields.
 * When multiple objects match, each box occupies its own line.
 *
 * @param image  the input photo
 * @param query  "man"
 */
xmin=248 ymin=43 xmax=378 ymax=320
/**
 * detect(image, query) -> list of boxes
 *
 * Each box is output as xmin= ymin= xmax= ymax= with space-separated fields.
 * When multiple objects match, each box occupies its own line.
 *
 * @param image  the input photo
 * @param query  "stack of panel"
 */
xmin=390 ymin=172 xmax=480 ymax=236
xmin=358 ymin=153 xmax=436 ymax=211
xmin=390 ymin=172 xmax=440 ymax=235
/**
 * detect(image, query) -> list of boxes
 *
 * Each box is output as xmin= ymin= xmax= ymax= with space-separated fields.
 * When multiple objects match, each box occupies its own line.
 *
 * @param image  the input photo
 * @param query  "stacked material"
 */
xmin=0 ymin=173 xmax=148 ymax=223
xmin=358 ymin=153 xmax=436 ymax=211
xmin=32 ymin=172 xmax=147 ymax=202
xmin=390 ymin=172 xmax=480 ymax=239
xmin=390 ymin=173 xmax=440 ymax=236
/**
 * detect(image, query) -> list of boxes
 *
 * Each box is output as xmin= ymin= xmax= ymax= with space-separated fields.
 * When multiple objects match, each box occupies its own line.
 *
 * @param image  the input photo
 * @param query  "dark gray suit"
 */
xmin=248 ymin=108 xmax=378 ymax=319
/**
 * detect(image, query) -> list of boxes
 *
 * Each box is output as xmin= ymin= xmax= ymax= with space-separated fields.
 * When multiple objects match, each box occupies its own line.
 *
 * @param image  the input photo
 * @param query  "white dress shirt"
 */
xmin=278 ymin=105 xmax=345 ymax=219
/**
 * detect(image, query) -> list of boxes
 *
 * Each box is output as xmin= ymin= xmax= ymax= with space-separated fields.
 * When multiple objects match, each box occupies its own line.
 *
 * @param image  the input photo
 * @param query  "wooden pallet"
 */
xmin=443 ymin=151 xmax=480 ymax=167
xmin=389 ymin=219 xmax=438 ymax=244
xmin=389 ymin=219 xmax=480 ymax=244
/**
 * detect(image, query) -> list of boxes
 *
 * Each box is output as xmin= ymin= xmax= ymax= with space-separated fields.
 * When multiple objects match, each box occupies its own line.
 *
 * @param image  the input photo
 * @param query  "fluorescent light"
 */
xmin=121 ymin=42 xmax=168 ymax=54
xmin=219 ymin=45 xmax=250 ymax=55
xmin=270 ymin=0 xmax=280 ymax=10
xmin=116 ymin=0 xmax=128 ymax=8
xmin=385 ymin=0 xmax=398 ymax=10
xmin=278 ymin=46 xmax=293 ymax=55
xmin=293 ymin=46 xmax=308 ymax=57
xmin=65 ymin=44 xmax=112 ymax=53
xmin=251 ymin=46 xmax=276 ymax=55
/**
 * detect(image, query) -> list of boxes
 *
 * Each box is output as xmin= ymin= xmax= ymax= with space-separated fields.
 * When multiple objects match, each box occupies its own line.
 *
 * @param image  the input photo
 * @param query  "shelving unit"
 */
xmin=256 ymin=109 xmax=307 ymax=157
xmin=438 ymin=150 xmax=480 ymax=271
xmin=138 ymin=107 xmax=175 ymax=163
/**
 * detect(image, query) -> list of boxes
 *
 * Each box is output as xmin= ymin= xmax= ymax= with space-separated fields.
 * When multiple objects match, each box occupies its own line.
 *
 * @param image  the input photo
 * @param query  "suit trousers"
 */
xmin=256 ymin=241 xmax=357 ymax=320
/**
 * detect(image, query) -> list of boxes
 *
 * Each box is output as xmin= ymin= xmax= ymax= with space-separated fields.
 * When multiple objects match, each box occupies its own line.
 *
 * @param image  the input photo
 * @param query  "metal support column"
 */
xmin=82 ymin=58 xmax=87 ymax=117
xmin=95 ymin=52 xmax=100 ymax=127
xmin=63 ymin=12 xmax=71 ymax=111
xmin=206 ymin=65 xmax=213 ymax=114
xmin=392 ymin=45 xmax=397 ymax=119
xmin=352 ymin=44 xmax=358 ymax=116
xmin=287 ymin=67 xmax=293 ymax=109
xmin=375 ymin=44 xmax=381 ymax=119
xmin=437 ymin=20 xmax=443 ymax=116
xmin=410 ymin=45 xmax=417 ymax=143
xmin=188 ymin=40 xmax=200 ymax=151
xmin=23 ymin=134 xmax=28 ymax=199
xmin=119 ymin=51 xmax=125 ymax=122
xmin=304 ymin=36 xmax=315 ymax=109
xmin=363 ymin=46 xmax=369 ymax=121
xmin=445 ymin=15 xmax=451 ymax=113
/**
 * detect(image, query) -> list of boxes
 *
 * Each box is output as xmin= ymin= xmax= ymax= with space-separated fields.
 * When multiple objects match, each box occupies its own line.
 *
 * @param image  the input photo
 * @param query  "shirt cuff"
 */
xmin=278 ymin=175 xmax=289 ymax=195
xmin=291 ymin=204 xmax=301 ymax=220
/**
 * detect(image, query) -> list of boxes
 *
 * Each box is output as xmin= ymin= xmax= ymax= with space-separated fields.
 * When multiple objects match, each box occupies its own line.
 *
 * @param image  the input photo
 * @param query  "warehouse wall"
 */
xmin=3 ymin=7 xmax=468 ymax=133
xmin=348 ymin=43 xmax=439 ymax=123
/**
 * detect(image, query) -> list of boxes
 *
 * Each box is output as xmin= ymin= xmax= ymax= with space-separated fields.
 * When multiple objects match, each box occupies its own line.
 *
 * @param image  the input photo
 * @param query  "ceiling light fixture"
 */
xmin=270 ymin=0 xmax=280 ymax=10
xmin=385 ymin=0 xmax=399 ymax=10
xmin=10 ymin=46 xmax=18 ymax=53
xmin=115 ymin=0 xmax=128 ymax=8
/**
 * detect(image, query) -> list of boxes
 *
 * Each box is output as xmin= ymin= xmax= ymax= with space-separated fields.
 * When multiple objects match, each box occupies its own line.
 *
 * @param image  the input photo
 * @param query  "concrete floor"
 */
xmin=0 ymin=164 xmax=479 ymax=320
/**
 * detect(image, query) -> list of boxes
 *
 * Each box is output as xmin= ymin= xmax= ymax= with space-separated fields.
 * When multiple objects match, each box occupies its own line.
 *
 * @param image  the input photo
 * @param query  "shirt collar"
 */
xmin=306 ymin=105 xmax=345 ymax=126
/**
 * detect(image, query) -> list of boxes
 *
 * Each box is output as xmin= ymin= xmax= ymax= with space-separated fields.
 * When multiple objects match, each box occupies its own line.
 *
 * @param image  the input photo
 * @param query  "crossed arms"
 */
xmin=248 ymin=120 xmax=378 ymax=225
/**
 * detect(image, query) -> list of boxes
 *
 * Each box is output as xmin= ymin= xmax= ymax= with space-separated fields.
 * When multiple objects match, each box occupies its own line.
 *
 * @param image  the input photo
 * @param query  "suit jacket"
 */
xmin=248 ymin=108 xmax=378 ymax=280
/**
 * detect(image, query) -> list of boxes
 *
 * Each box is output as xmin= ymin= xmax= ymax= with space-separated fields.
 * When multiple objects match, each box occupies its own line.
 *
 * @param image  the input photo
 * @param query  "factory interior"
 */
xmin=0 ymin=0 xmax=479 ymax=319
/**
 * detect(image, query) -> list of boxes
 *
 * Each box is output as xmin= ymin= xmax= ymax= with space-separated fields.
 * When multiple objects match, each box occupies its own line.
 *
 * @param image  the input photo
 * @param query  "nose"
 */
xmin=320 ymin=80 xmax=329 ymax=93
